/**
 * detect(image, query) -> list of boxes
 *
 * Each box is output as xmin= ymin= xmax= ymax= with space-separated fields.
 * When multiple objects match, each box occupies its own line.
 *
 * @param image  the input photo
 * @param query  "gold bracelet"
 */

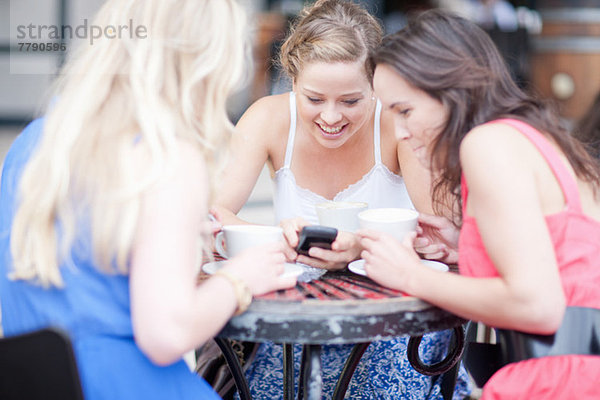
xmin=214 ymin=270 xmax=252 ymax=316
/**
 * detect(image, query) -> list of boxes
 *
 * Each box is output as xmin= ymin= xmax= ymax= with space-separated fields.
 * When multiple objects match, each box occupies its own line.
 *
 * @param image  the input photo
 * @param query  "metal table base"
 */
xmin=215 ymin=271 xmax=466 ymax=400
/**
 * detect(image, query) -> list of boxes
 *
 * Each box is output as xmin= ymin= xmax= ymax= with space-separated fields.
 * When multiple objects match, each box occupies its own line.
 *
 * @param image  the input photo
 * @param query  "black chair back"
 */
xmin=0 ymin=327 xmax=85 ymax=400
xmin=462 ymin=321 xmax=503 ymax=388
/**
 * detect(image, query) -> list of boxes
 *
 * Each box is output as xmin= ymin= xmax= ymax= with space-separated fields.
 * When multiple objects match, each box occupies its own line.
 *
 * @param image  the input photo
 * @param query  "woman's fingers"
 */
xmin=307 ymin=247 xmax=345 ymax=263
xmin=360 ymin=249 xmax=371 ymax=262
xmin=295 ymin=253 xmax=346 ymax=271
xmin=208 ymin=207 xmax=222 ymax=222
xmin=307 ymin=246 xmax=329 ymax=260
xmin=330 ymin=232 xmax=353 ymax=251
xmin=402 ymin=231 xmax=417 ymax=248
xmin=413 ymin=236 xmax=431 ymax=249
xmin=358 ymin=237 xmax=372 ymax=253
xmin=295 ymin=254 xmax=325 ymax=269
xmin=280 ymin=218 xmax=310 ymax=248
xmin=281 ymin=238 xmax=298 ymax=262
xmin=282 ymin=224 xmax=299 ymax=247
xmin=417 ymin=212 xmax=449 ymax=228
xmin=355 ymin=229 xmax=384 ymax=241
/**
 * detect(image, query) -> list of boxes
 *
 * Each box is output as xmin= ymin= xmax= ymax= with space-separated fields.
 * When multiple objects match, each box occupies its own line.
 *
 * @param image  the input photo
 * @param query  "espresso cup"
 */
xmin=358 ymin=208 xmax=419 ymax=241
xmin=315 ymin=201 xmax=368 ymax=232
xmin=215 ymin=225 xmax=284 ymax=259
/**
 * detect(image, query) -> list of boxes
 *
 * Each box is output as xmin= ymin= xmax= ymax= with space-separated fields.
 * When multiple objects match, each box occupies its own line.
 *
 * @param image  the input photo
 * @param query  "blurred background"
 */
xmin=1 ymin=0 xmax=600 ymax=224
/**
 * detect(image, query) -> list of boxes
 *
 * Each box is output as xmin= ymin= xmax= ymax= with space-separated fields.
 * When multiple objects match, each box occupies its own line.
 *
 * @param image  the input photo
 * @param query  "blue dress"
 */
xmin=0 ymin=119 xmax=220 ymax=400
xmin=244 ymin=333 xmax=471 ymax=399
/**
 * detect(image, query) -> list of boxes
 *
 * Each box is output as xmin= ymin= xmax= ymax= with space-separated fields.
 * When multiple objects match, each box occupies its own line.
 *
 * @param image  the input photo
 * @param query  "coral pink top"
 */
xmin=458 ymin=118 xmax=600 ymax=399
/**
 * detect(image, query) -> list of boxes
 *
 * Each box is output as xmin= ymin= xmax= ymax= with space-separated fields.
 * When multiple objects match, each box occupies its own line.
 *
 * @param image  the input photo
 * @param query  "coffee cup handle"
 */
xmin=214 ymin=231 xmax=228 ymax=258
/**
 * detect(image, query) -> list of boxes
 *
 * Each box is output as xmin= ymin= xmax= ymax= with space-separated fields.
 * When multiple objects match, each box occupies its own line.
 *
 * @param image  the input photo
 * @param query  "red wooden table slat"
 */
xmin=336 ymin=275 xmax=405 ymax=297
xmin=200 ymin=254 xmax=409 ymax=301
xmin=298 ymin=282 xmax=330 ymax=300
xmin=258 ymin=286 xmax=305 ymax=301
xmin=324 ymin=278 xmax=390 ymax=299
xmin=311 ymin=279 xmax=358 ymax=300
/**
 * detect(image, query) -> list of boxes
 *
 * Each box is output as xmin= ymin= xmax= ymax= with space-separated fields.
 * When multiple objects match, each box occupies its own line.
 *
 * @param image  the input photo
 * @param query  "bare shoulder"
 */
xmin=236 ymin=93 xmax=291 ymax=145
xmin=462 ymin=122 xmax=524 ymax=147
xmin=460 ymin=122 xmax=534 ymax=168
xmin=460 ymin=121 xmax=542 ymax=203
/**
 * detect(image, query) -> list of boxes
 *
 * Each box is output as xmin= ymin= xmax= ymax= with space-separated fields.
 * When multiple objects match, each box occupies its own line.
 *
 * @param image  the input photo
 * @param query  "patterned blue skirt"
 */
xmin=242 ymin=329 xmax=471 ymax=399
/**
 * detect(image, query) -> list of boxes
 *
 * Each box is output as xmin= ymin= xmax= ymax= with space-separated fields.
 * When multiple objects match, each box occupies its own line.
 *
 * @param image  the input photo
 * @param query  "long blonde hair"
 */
xmin=11 ymin=0 xmax=249 ymax=287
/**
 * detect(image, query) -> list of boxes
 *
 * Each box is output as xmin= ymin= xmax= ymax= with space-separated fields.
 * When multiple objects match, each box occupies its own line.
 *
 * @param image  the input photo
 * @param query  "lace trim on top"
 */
xmin=274 ymin=162 xmax=405 ymax=203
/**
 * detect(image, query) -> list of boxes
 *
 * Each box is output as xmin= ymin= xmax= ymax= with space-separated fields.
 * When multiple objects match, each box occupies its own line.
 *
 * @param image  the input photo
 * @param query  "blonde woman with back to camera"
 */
xmin=214 ymin=0 xmax=472 ymax=398
xmin=0 ymin=1 xmax=296 ymax=399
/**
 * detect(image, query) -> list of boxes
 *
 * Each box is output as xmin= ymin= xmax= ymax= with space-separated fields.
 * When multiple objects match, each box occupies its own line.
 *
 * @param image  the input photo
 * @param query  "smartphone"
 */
xmin=295 ymin=225 xmax=338 ymax=256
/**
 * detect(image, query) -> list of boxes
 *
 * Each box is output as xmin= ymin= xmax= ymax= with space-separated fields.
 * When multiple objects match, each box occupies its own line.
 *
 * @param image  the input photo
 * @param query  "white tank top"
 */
xmin=273 ymin=92 xmax=414 ymax=224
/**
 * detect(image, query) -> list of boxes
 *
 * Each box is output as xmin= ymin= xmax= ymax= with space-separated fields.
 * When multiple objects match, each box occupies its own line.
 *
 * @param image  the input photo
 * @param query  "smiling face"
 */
xmin=293 ymin=60 xmax=375 ymax=149
xmin=373 ymin=63 xmax=448 ymax=167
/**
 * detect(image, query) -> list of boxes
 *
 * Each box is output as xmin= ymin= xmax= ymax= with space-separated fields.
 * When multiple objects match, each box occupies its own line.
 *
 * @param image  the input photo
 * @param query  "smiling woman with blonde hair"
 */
xmin=0 ymin=1 xmax=296 ymax=399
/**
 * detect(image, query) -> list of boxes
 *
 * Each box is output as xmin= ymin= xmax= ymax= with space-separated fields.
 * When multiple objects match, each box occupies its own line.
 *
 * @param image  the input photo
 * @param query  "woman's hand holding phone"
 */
xmin=294 ymin=226 xmax=362 ymax=271
xmin=295 ymin=225 xmax=338 ymax=255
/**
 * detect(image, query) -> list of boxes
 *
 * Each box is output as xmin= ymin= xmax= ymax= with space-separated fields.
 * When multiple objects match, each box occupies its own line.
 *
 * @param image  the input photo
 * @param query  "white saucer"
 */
xmin=347 ymin=259 xmax=368 ymax=276
xmin=202 ymin=260 xmax=303 ymax=279
xmin=348 ymin=259 xmax=449 ymax=276
xmin=420 ymin=259 xmax=450 ymax=272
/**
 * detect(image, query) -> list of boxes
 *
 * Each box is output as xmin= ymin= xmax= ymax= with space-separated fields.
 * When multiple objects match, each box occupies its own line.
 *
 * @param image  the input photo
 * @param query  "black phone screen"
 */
xmin=296 ymin=225 xmax=338 ymax=256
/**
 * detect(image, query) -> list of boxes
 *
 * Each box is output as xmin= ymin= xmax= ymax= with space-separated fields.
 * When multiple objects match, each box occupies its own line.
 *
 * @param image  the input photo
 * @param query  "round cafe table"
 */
xmin=213 ymin=269 xmax=467 ymax=400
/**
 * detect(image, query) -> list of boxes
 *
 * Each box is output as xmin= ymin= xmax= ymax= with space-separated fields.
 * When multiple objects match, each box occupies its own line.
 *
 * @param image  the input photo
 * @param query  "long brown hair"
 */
xmin=575 ymin=91 xmax=600 ymax=159
xmin=372 ymin=9 xmax=600 ymax=222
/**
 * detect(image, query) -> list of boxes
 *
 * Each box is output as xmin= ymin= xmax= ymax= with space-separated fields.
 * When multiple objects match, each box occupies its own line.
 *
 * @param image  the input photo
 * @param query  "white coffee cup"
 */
xmin=315 ymin=201 xmax=368 ymax=232
xmin=215 ymin=225 xmax=284 ymax=259
xmin=358 ymin=208 xmax=419 ymax=241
